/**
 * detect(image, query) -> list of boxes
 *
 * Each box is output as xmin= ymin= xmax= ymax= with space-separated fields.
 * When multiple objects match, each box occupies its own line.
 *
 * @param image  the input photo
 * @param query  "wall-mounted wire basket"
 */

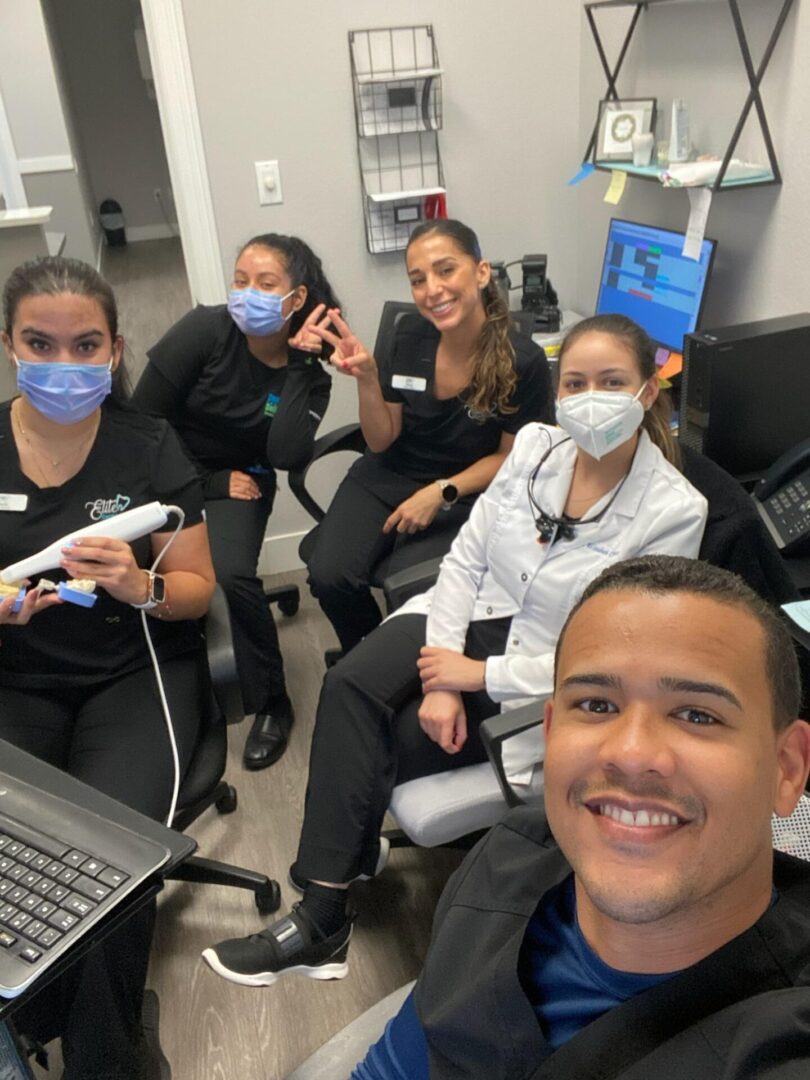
xmin=349 ymin=25 xmax=448 ymax=254
xmin=349 ymin=25 xmax=443 ymax=138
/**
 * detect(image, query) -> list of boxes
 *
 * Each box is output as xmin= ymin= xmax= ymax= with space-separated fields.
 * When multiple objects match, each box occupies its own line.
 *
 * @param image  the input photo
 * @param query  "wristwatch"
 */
xmin=131 ymin=571 xmax=167 ymax=610
xmin=436 ymin=479 xmax=459 ymax=511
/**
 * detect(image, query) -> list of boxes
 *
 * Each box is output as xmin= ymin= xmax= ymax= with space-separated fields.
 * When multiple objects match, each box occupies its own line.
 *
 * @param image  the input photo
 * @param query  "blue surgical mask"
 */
xmin=227 ymin=287 xmax=294 ymax=337
xmin=14 ymin=355 xmax=113 ymax=425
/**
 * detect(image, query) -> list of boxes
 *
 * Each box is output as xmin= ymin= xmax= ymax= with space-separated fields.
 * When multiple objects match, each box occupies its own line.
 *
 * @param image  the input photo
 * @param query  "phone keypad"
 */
xmin=766 ymin=468 xmax=810 ymax=545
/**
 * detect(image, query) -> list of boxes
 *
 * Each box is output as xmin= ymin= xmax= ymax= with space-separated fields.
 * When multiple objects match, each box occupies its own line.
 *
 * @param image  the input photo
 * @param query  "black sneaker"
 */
xmin=288 ymin=837 xmax=391 ymax=894
xmin=201 ymin=904 xmax=353 ymax=987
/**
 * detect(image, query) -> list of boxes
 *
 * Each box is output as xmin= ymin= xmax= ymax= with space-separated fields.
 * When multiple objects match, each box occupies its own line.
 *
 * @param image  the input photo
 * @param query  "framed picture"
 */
xmin=595 ymin=98 xmax=657 ymax=162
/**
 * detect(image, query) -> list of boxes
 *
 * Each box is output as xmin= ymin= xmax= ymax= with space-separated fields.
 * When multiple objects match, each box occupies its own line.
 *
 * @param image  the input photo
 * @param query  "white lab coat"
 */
xmin=394 ymin=422 xmax=708 ymax=782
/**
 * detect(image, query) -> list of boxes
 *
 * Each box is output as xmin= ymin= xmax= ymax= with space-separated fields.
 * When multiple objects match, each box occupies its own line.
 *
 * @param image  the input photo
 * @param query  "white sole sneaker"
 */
xmin=201 ymin=947 xmax=349 ymax=987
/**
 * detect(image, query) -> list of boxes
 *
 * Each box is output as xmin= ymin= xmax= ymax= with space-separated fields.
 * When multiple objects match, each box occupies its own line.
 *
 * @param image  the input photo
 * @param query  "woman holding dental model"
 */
xmin=304 ymin=218 xmax=553 ymax=657
xmin=0 ymin=255 xmax=215 ymax=1080
xmin=205 ymin=312 xmax=709 ymax=991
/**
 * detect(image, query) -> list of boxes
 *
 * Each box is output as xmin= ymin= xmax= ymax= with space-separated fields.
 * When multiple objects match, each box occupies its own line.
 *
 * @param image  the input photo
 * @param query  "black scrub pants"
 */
xmin=295 ymin=613 xmax=510 ymax=884
xmin=205 ymin=488 xmax=286 ymax=716
xmin=0 ymin=654 xmax=203 ymax=1080
xmin=306 ymin=464 xmax=472 ymax=655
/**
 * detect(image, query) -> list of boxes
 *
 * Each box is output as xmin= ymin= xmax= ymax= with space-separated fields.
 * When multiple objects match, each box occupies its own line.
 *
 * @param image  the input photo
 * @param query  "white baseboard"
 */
xmin=125 ymin=223 xmax=179 ymax=242
xmin=258 ymin=530 xmax=307 ymax=576
xmin=18 ymin=154 xmax=76 ymax=175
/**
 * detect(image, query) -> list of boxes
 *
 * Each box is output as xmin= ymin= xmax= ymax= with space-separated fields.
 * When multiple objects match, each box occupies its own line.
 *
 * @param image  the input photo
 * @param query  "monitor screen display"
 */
xmin=595 ymin=218 xmax=716 ymax=353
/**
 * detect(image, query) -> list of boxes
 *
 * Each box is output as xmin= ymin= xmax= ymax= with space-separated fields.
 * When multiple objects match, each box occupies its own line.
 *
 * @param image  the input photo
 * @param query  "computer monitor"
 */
xmin=595 ymin=218 xmax=716 ymax=353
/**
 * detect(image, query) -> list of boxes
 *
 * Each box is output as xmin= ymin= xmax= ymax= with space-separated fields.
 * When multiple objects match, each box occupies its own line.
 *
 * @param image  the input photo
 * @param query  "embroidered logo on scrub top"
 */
xmin=85 ymin=494 xmax=131 ymax=521
xmin=264 ymin=391 xmax=281 ymax=418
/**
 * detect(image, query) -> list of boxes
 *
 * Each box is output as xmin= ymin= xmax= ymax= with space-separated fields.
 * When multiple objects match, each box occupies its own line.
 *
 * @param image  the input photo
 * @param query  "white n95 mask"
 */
xmin=555 ymin=387 xmax=645 ymax=460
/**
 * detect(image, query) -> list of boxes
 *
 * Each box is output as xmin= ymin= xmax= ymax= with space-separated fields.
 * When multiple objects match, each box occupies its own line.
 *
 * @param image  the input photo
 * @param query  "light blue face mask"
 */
xmin=14 ymin=355 xmax=113 ymax=425
xmin=227 ymin=286 xmax=294 ymax=337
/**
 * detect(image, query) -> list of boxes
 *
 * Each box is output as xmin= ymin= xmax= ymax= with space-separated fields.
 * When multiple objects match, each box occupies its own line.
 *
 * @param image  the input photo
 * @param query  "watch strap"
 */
xmin=131 ymin=571 xmax=160 ymax=610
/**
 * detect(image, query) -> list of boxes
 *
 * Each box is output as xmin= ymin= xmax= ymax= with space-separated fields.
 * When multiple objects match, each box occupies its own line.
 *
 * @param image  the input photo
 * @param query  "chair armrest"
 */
xmin=288 ymin=423 xmax=366 ymax=523
xmin=383 ymin=556 xmax=444 ymax=611
xmin=204 ymin=584 xmax=244 ymax=724
xmin=481 ymin=701 xmax=548 ymax=809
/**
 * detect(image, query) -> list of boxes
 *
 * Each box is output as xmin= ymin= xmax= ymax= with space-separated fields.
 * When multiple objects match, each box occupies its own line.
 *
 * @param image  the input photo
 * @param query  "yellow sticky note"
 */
xmin=604 ymin=170 xmax=627 ymax=205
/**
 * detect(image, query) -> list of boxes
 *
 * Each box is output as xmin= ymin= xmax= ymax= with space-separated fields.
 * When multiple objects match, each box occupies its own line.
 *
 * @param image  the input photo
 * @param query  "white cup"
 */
xmin=631 ymin=132 xmax=655 ymax=167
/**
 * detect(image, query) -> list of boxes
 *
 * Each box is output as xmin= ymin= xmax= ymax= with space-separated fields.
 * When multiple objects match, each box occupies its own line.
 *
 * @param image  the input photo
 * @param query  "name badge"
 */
xmin=391 ymin=374 xmax=427 ymax=392
xmin=0 ymin=494 xmax=28 ymax=512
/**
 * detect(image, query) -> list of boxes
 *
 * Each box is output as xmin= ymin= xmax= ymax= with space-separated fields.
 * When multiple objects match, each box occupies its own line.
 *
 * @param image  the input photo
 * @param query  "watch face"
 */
xmin=610 ymin=113 xmax=637 ymax=143
xmin=151 ymin=574 xmax=167 ymax=604
xmin=442 ymin=483 xmax=459 ymax=504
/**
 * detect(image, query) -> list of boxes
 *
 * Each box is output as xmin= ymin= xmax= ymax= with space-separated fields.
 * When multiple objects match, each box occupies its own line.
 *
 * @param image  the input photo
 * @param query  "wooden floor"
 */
xmin=149 ymin=571 xmax=462 ymax=1080
xmin=31 ymin=244 xmax=461 ymax=1079
xmin=103 ymin=237 xmax=192 ymax=384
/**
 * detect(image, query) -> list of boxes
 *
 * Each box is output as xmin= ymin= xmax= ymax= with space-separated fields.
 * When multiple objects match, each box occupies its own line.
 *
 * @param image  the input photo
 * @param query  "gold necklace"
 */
xmin=13 ymin=402 xmax=99 ymax=476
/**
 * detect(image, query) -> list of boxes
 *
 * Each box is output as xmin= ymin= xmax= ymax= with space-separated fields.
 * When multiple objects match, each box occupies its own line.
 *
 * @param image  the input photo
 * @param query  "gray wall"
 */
xmin=0 ymin=1 xmax=97 ymax=265
xmin=45 ymin=0 xmax=175 ymax=235
xmin=181 ymin=0 xmax=583 ymax=568
xmin=572 ymin=0 xmax=810 ymax=326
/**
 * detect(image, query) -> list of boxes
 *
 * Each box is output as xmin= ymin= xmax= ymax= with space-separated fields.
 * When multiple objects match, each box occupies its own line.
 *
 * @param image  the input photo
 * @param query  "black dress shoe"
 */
xmin=243 ymin=706 xmax=294 ymax=770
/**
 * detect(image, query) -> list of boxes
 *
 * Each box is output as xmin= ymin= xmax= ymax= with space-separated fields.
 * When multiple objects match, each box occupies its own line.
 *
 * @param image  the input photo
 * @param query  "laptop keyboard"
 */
xmin=0 ymin=822 xmax=129 ymax=969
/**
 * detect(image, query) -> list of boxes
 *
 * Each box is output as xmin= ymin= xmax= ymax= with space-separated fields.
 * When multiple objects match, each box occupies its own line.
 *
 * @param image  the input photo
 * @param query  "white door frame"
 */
xmin=0 ymin=87 xmax=28 ymax=209
xmin=139 ymin=0 xmax=225 ymax=304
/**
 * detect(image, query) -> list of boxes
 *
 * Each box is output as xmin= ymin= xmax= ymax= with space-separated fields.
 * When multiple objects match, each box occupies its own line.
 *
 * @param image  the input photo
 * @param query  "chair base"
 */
xmin=265 ymin=584 xmax=300 ymax=617
xmin=168 ymin=855 xmax=281 ymax=914
xmin=172 ymin=779 xmax=236 ymax=833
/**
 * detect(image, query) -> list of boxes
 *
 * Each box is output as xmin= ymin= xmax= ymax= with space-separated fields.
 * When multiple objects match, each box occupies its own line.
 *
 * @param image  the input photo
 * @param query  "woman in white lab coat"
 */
xmin=203 ymin=313 xmax=708 ymax=989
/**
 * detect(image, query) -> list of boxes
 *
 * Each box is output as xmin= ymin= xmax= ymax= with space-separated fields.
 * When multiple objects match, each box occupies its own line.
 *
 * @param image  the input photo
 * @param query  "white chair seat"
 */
xmin=389 ymin=762 xmax=544 ymax=847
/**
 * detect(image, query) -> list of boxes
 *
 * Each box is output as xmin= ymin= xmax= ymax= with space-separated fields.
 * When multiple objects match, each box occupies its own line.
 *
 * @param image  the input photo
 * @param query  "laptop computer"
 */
xmin=0 ymin=739 xmax=195 ymax=1004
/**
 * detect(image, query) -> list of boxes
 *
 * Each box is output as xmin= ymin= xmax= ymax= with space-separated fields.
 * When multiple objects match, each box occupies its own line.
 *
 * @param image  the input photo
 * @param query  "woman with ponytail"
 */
xmin=133 ymin=234 xmax=340 ymax=770
xmin=306 ymin=219 xmax=553 ymax=657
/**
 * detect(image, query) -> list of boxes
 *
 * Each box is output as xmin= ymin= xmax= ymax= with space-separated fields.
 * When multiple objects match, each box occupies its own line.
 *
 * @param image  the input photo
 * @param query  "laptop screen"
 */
xmin=595 ymin=218 xmax=716 ymax=353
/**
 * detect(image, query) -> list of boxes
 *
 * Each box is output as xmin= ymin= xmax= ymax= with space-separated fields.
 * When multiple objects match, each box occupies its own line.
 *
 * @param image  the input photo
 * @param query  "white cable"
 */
xmin=138 ymin=505 xmax=185 ymax=828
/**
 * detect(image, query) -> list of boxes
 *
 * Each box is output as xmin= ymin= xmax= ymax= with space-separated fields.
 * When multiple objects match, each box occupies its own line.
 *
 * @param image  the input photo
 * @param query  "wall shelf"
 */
xmin=590 ymin=161 xmax=777 ymax=189
xmin=582 ymin=0 xmax=795 ymax=192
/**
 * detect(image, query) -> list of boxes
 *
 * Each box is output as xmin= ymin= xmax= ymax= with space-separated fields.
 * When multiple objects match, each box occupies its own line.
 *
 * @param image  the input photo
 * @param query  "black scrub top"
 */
xmin=374 ymin=312 xmax=553 ymax=483
xmin=0 ymin=403 xmax=205 ymax=688
xmin=133 ymin=305 xmax=332 ymax=499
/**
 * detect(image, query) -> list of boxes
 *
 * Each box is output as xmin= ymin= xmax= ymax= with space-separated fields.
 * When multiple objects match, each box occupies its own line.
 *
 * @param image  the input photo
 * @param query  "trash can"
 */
xmin=99 ymin=199 xmax=126 ymax=247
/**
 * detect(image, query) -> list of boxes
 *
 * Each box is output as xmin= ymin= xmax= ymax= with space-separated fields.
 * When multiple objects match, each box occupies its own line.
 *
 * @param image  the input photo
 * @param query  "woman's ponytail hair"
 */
xmin=558 ymin=313 xmax=681 ymax=468
xmin=406 ymin=220 xmax=517 ymax=417
xmin=238 ymin=234 xmax=342 ymax=359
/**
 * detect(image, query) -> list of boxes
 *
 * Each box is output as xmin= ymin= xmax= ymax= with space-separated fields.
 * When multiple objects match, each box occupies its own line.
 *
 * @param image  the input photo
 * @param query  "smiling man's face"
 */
xmin=544 ymin=589 xmax=805 ymax=956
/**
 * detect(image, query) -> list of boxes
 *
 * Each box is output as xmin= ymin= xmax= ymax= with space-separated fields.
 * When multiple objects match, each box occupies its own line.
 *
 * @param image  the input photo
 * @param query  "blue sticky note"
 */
xmin=567 ymin=163 xmax=596 ymax=187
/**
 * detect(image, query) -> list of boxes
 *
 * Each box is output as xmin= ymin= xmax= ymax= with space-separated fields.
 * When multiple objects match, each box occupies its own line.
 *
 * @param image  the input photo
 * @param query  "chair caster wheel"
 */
xmin=278 ymin=592 xmax=300 ymax=617
xmin=215 ymin=786 xmax=237 ymax=815
xmin=256 ymin=880 xmax=281 ymax=915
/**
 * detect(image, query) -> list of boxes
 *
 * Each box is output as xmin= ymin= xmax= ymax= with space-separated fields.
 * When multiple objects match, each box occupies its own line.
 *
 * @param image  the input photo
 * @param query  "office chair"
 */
xmin=165 ymin=585 xmax=281 ymax=914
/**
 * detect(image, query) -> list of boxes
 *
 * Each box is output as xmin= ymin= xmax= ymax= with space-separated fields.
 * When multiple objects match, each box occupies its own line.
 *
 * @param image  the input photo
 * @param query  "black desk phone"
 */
xmin=753 ymin=437 xmax=810 ymax=556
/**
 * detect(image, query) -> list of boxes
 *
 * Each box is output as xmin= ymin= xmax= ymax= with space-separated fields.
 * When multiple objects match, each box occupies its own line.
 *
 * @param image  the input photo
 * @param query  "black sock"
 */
xmin=301 ymin=882 xmax=349 ymax=937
